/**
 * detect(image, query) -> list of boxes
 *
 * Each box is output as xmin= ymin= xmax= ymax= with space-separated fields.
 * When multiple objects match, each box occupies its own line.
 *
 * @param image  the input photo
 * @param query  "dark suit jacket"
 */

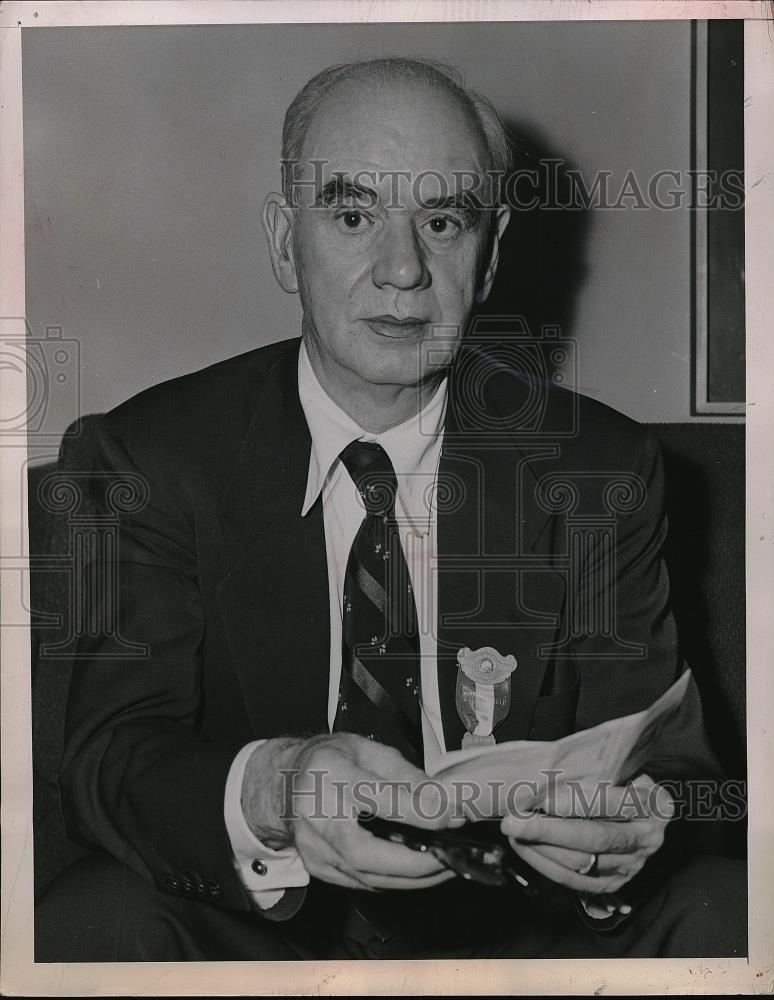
xmin=59 ymin=336 xmax=715 ymax=912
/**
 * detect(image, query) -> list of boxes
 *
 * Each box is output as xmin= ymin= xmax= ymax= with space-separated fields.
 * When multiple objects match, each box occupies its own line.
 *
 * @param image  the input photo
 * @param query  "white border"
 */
xmin=2 ymin=0 xmax=772 ymax=26
xmin=1 ymin=2 xmax=772 ymax=995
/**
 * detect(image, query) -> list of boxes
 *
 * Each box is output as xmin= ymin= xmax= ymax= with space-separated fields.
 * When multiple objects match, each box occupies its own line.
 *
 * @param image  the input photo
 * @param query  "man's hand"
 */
xmin=500 ymin=773 xmax=674 ymax=895
xmin=242 ymin=733 xmax=462 ymax=891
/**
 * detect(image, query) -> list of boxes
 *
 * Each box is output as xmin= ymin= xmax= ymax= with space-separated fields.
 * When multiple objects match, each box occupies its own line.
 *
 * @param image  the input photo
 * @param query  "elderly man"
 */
xmin=36 ymin=57 xmax=745 ymax=961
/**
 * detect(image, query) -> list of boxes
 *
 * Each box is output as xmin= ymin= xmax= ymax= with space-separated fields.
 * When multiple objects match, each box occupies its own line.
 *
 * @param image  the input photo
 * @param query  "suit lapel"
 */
xmin=216 ymin=344 xmax=330 ymax=738
xmin=437 ymin=347 xmax=567 ymax=751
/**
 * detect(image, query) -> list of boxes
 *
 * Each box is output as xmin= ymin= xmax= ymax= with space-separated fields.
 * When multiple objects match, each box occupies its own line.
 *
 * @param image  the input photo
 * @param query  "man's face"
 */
xmin=267 ymin=78 xmax=509 ymax=392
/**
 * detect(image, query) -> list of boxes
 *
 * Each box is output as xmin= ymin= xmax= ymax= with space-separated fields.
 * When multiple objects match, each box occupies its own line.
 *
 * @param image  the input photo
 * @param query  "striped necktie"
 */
xmin=333 ymin=440 xmax=423 ymax=766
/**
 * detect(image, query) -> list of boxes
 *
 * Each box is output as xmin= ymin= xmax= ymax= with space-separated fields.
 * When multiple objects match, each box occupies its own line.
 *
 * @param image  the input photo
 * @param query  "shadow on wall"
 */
xmin=470 ymin=119 xmax=590 ymax=383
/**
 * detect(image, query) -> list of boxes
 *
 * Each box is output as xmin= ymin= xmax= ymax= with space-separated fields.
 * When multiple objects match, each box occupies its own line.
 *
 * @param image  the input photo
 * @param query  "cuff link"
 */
xmin=251 ymin=859 xmax=268 ymax=876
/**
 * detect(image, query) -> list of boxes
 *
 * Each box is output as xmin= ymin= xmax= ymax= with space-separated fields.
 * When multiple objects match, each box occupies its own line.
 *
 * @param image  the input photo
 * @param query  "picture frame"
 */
xmin=692 ymin=19 xmax=746 ymax=416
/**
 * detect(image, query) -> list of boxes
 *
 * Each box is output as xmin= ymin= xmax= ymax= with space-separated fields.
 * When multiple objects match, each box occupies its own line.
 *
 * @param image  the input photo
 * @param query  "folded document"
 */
xmin=429 ymin=669 xmax=693 ymax=786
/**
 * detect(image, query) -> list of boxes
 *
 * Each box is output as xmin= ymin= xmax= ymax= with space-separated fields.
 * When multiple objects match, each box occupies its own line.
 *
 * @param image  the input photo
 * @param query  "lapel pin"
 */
xmin=455 ymin=646 xmax=517 ymax=748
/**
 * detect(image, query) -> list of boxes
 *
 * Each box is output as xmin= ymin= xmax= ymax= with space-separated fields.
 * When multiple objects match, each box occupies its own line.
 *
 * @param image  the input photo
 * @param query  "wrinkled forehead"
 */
xmin=289 ymin=78 xmax=495 ymax=209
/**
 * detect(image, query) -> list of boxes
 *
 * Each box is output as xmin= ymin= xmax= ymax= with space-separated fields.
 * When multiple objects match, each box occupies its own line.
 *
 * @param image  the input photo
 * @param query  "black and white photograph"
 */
xmin=1 ymin=1 xmax=772 ymax=994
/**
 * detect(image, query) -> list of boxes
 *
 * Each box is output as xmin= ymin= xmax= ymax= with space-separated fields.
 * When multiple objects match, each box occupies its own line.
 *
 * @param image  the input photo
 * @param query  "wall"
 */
xmin=23 ymin=20 xmax=713 ymax=462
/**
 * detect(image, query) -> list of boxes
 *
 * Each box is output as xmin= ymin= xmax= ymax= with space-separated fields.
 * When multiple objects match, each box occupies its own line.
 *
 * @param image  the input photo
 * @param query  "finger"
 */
xmin=593 ymin=851 xmax=647 ymax=878
xmin=302 ymin=815 xmax=448 ymax=882
xmin=606 ymin=775 xmax=673 ymax=823
xmin=311 ymin=863 xmax=377 ymax=891
xmin=607 ymin=774 xmax=655 ymax=821
xmin=541 ymin=780 xmax=610 ymax=819
xmin=359 ymin=868 xmax=458 ymax=892
xmin=525 ymin=843 xmax=597 ymax=872
xmin=346 ymin=826 xmax=449 ymax=878
xmin=501 ymin=813 xmax=656 ymax=855
xmin=510 ymin=841 xmax=628 ymax=895
xmin=295 ymin=821 xmax=370 ymax=888
xmin=525 ymin=842 xmax=647 ymax=879
xmin=646 ymin=781 xmax=675 ymax=823
xmin=604 ymin=891 xmax=634 ymax=916
xmin=543 ymin=780 xmax=642 ymax=821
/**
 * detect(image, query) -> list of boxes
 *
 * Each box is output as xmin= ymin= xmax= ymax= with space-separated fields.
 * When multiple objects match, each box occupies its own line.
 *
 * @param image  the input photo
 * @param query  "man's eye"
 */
xmin=336 ymin=210 xmax=371 ymax=231
xmin=425 ymin=215 xmax=460 ymax=239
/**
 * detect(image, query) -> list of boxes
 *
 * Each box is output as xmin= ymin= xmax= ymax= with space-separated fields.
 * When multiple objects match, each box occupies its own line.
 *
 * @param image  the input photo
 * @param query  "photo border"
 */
xmin=1 ymin=2 xmax=772 ymax=994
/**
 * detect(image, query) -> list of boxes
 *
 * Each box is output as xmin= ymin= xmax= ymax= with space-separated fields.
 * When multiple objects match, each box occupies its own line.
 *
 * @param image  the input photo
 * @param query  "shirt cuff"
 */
xmin=224 ymin=740 xmax=310 ymax=911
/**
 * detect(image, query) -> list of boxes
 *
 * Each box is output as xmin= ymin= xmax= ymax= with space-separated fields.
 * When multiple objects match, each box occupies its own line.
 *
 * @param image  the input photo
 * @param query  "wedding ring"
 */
xmin=577 ymin=852 xmax=597 ymax=875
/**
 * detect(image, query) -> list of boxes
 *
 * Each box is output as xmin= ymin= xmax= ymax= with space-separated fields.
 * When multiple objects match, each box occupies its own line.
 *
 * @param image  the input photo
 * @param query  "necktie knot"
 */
xmin=340 ymin=440 xmax=398 ymax=517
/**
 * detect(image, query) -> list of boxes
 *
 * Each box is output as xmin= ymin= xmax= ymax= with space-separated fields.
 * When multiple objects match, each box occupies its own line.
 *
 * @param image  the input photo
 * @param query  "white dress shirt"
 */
xmin=224 ymin=341 xmax=450 ymax=910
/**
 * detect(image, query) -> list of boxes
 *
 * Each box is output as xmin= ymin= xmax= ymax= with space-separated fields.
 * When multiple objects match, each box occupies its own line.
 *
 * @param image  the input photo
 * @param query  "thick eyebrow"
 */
xmin=420 ymin=192 xmax=484 ymax=214
xmin=316 ymin=175 xmax=378 ymax=208
xmin=314 ymin=174 xmax=484 ymax=221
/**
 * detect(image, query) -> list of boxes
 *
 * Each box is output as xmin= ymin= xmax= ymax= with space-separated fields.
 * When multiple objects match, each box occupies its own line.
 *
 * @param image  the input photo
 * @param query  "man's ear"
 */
xmin=477 ymin=206 xmax=511 ymax=303
xmin=261 ymin=192 xmax=298 ymax=293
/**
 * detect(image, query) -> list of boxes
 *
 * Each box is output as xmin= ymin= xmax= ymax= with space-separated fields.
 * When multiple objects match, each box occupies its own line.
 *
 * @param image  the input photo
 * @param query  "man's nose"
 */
xmin=371 ymin=217 xmax=430 ymax=291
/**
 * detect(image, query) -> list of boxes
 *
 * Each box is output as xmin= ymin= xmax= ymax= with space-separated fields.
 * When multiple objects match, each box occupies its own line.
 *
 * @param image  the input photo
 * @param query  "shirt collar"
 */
xmin=298 ymin=340 xmax=447 ymax=526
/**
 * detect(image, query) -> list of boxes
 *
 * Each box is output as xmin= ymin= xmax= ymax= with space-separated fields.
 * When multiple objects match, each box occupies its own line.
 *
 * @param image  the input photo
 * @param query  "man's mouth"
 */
xmin=364 ymin=315 xmax=429 ymax=338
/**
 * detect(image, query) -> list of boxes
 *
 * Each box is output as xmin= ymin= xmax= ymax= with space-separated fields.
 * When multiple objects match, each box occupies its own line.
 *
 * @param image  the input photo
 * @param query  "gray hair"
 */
xmin=280 ymin=57 xmax=512 ymax=206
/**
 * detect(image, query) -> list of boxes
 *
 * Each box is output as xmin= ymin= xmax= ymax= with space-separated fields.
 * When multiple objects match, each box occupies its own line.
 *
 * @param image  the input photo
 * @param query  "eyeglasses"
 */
xmin=359 ymin=815 xmax=551 ymax=895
